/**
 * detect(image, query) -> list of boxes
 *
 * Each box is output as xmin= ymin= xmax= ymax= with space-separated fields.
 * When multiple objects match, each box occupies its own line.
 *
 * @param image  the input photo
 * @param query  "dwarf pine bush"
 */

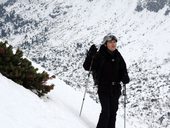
xmin=0 ymin=41 xmax=54 ymax=96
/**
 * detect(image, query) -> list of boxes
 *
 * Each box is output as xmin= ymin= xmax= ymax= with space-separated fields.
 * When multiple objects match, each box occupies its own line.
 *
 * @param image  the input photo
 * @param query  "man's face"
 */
xmin=106 ymin=40 xmax=117 ymax=52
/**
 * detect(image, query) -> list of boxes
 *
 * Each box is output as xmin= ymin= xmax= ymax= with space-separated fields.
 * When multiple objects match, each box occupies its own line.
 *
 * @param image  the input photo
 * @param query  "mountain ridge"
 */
xmin=0 ymin=0 xmax=170 ymax=128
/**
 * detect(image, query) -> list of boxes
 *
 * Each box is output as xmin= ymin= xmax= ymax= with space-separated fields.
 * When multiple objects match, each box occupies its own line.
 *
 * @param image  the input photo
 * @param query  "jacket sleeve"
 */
xmin=83 ymin=52 xmax=98 ymax=71
xmin=119 ymin=53 xmax=130 ymax=84
xmin=83 ymin=52 xmax=93 ymax=71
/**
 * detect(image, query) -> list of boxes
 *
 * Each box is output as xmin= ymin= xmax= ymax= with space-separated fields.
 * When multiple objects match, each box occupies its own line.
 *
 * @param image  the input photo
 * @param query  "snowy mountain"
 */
xmin=0 ymin=73 xmax=138 ymax=128
xmin=0 ymin=0 xmax=170 ymax=128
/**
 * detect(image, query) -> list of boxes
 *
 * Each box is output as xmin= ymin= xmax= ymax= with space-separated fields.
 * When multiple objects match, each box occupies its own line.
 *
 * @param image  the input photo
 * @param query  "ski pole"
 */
xmin=123 ymin=84 xmax=127 ymax=128
xmin=79 ymin=71 xmax=91 ymax=117
xmin=79 ymin=56 xmax=94 ymax=117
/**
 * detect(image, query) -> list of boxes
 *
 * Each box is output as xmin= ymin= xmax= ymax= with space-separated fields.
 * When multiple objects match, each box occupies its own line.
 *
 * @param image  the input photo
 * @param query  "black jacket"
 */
xmin=83 ymin=45 xmax=130 ymax=87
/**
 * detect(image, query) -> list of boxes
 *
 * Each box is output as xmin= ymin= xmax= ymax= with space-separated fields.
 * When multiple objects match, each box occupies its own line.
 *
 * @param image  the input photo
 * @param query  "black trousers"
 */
xmin=96 ymin=85 xmax=121 ymax=128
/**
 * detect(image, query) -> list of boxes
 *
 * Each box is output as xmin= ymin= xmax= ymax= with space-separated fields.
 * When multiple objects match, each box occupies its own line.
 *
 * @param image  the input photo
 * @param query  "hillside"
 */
xmin=0 ymin=0 xmax=170 ymax=127
xmin=0 ymin=73 xmax=137 ymax=128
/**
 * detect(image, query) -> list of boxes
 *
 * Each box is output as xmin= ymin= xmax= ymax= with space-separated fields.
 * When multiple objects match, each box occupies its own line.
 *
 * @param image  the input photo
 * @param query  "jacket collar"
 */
xmin=99 ymin=45 xmax=118 ymax=60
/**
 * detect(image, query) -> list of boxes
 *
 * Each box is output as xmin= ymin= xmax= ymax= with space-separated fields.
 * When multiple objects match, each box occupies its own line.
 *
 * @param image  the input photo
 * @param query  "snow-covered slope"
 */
xmin=0 ymin=73 xmax=138 ymax=128
xmin=0 ymin=0 xmax=170 ymax=128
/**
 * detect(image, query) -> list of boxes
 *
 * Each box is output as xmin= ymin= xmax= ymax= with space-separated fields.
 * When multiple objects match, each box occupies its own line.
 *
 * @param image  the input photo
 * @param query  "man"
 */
xmin=83 ymin=34 xmax=130 ymax=128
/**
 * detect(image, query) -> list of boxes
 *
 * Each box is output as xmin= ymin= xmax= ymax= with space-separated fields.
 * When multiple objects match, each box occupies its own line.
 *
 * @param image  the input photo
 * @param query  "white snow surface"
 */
xmin=0 ymin=73 xmax=142 ymax=128
xmin=1 ymin=0 xmax=170 ymax=128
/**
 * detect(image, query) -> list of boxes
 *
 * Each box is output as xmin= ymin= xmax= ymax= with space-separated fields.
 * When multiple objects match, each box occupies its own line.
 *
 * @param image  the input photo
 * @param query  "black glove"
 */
xmin=122 ymin=73 xmax=130 ymax=84
xmin=87 ymin=44 xmax=97 ymax=57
